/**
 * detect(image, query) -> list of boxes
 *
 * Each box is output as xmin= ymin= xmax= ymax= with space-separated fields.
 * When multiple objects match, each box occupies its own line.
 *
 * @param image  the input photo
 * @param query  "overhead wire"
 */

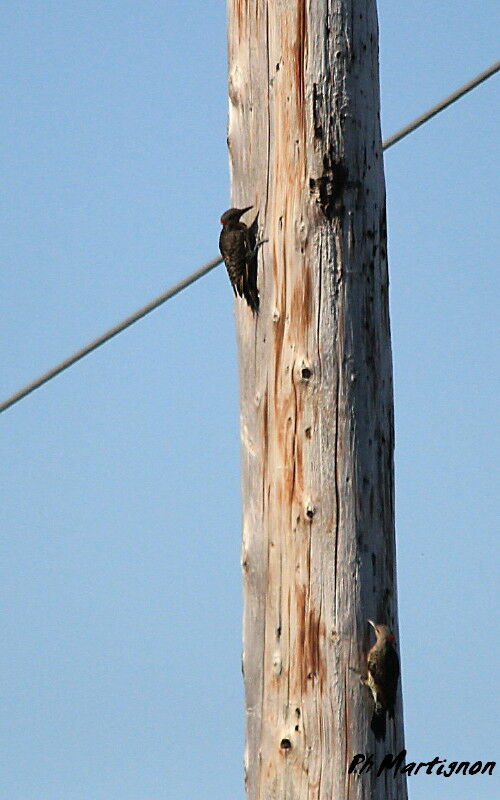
xmin=1 ymin=61 xmax=498 ymax=415
xmin=382 ymin=61 xmax=499 ymax=150
xmin=1 ymin=257 xmax=222 ymax=415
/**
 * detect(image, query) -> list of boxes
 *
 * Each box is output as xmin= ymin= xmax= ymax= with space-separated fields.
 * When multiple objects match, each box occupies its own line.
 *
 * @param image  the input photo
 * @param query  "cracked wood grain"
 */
xmin=227 ymin=2 xmax=407 ymax=799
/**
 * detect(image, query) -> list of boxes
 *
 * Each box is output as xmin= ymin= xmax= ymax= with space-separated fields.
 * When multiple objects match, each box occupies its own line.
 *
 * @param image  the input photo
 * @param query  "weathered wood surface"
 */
xmin=226 ymin=2 xmax=407 ymax=799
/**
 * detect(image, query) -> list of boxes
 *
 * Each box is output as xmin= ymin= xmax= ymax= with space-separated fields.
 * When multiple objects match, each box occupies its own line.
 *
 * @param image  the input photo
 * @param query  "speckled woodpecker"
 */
xmin=219 ymin=206 xmax=259 ymax=313
xmin=366 ymin=619 xmax=400 ymax=741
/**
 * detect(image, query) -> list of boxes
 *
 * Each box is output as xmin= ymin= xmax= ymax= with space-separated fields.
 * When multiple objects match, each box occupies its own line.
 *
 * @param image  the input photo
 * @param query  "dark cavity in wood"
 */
xmin=310 ymin=150 xmax=348 ymax=220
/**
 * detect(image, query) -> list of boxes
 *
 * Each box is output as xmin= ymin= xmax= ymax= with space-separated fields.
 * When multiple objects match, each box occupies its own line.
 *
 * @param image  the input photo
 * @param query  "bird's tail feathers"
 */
xmin=244 ymin=283 xmax=259 ymax=313
xmin=371 ymin=704 xmax=386 ymax=741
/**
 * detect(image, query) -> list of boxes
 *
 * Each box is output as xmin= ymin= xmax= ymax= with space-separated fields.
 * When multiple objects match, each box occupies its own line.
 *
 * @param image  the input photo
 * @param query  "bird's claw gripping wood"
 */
xmin=251 ymin=238 xmax=268 ymax=258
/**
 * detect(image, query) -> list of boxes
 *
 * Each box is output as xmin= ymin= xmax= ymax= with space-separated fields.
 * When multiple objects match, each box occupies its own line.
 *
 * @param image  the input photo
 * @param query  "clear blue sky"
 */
xmin=1 ymin=2 xmax=498 ymax=799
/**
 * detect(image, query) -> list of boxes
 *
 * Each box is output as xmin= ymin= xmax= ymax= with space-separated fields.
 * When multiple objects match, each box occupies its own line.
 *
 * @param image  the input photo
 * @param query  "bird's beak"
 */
xmin=239 ymin=205 xmax=253 ymax=217
xmin=367 ymin=619 xmax=376 ymax=629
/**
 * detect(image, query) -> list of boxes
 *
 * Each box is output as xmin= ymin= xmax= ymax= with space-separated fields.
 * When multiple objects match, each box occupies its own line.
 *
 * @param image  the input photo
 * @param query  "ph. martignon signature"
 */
xmin=349 ymin=750 xmax=496 ymax=778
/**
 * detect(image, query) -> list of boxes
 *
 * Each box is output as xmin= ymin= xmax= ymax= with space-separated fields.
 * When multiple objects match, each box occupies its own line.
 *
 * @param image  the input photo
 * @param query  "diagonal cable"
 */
xmin=382 ymin=61 xmax=499 ymax=150
xmin=1 ymin=61 xmax=498 ymax=415
xmin=0 ymin=257 xmax=222 ymax=414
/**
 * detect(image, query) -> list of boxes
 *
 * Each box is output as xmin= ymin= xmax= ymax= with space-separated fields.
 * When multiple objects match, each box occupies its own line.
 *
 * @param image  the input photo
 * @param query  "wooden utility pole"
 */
xmin=226 ymin=2 xmax=407 ymax=799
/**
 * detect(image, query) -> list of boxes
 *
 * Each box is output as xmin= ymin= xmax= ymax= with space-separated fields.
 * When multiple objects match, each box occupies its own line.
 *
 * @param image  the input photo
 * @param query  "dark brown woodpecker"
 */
xmin=366 ymin=619 xmax=400 ymax=741
xmin=219 ymin=206 xmax=259 ymax=313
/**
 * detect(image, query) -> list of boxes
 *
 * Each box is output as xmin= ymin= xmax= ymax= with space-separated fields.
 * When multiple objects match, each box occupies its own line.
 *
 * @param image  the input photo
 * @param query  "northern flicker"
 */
xmin=366 ymin=619 xmax=400 ymax=741
xmin=219 ymin=206 xmax=260 ymax=313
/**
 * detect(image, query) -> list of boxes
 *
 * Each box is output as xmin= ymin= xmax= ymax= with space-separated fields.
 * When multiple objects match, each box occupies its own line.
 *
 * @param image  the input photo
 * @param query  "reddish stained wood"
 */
xmin=292 ymin=266 xmax=313 ymax=330
xmin=227 ymin=1 xmax=407 ymax=799
xmin=293 ymin=0 xmax=307 ymax=129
